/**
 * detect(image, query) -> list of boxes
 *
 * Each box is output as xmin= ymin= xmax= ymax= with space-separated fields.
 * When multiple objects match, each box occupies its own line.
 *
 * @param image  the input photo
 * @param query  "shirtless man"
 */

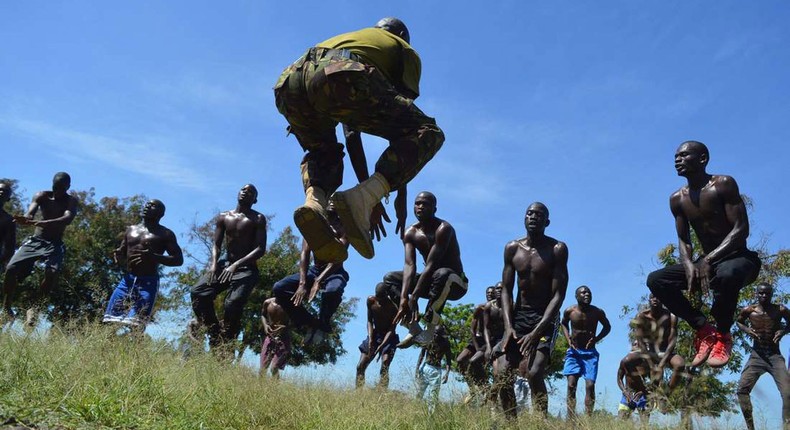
xmin=415 ymin=325 xmax=452 ymax=413
xmin=0 ymin=182 xmax=16 ymax=271
xmin=356 ymin=282 xmax=399 ymax=388
xmin=260 ymin=297 xmax=291 ymax=379
xmin=103 ymin=199 xmax=183 ymax=328
xmin=494 ymin=201 xmax=569 ymax=418
xmin=632 ymin=294 xmax=686 ymax=396
xmin=647 ymin=141 xmax=761 ymax=368
xmin=273 ymin=203 xmax=349 ymax=343
xmin=191 ymin=184 xmax=267 ymax=349
xmin=2 ymin=172 xmax=78 ymax=324
xmin=735 ymin=284 xmax=790 ymax=430
xmin=617 ymin=340 xmax=651 ymax=424
xmin=456 ymin=286 xmax=494 ymax=402
xmin=390 ymin=191 xmax=467 ymax=347
xmin=561 ymin=285 xmax=611 ymax=418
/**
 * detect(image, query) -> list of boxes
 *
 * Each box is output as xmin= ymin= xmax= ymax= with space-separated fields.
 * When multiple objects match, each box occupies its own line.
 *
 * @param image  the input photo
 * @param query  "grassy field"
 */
xmin=0 ymin=324 xmax=710 ymax=430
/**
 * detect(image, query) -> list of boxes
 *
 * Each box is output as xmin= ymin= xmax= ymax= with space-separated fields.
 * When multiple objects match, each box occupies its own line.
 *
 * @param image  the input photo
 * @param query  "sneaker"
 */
xmin=706 ymin=331 xmax=733 ymax=368
xmin=690 ymin=324 xmax=717 ymax=367
xmin=413 ymin=324 xmax=436 ymax=347
xmin=331 ymin=173 xmax=390 ymax=260
xmin=397 ymin=321 xmax=424 ymax=349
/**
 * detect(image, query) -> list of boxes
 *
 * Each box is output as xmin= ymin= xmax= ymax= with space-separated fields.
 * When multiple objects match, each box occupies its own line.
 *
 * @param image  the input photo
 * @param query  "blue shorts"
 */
xmin=562 ymin=348 xmax=599 ymax=381
xmin=619 ymin=393 xmax=647 ymax=411
xmin=103 ymin=273 xmax=160 ymax=326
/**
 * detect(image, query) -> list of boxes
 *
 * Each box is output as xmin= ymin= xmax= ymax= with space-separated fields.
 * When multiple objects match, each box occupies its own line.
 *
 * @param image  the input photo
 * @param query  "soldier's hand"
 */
xmin=369 ymin=202 xmax=391 ymax=242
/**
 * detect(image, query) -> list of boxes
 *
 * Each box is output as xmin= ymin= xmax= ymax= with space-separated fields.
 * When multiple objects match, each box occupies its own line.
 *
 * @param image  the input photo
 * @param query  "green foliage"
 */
xmin=173 ymin=217 xmax=357 ymax=366
xmin=441 ymin=302 xmax=474 ymax=365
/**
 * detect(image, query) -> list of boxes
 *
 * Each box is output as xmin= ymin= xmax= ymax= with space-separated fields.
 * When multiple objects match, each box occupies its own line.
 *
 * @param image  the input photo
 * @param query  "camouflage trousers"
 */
xmin=273 ymin=47 xmax=444 ymax=193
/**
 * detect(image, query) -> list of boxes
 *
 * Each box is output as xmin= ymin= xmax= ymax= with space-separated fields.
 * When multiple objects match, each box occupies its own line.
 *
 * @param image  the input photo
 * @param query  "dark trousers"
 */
xmin=382 ymin=268 xmax=467 ymax=325
xmin=646 ymin=250 xmax=760 ymax=331
xmin=190 ymin=266 xmax=259 ymax=345
xmin=272 ymin=265 xmax=348 ymax=332
xmin=737 ymin=352 xmax=790 ymax=427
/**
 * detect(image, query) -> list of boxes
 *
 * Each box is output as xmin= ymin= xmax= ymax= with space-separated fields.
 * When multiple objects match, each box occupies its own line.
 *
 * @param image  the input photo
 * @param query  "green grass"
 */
xmin=0 ymin=325 xmax=689 ymax=430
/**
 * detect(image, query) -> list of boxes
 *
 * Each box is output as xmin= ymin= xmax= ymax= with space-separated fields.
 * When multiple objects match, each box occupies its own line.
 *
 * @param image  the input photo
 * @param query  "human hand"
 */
xmin=12 ymin=215 xmax=35 ymax=226
xmin=517 ymin=332 xmax=538 ymax=356
xmin=394 ymin=190 xmax=407 ymax=240
xmin=218 ymin=262 xmax=238 ymax=283
xmin=585 ymin=338 xmax=597 ymax=350
xmin=407 ymin=298 xmax=420 ymax=324
xmin=112 ymin=248 xmax=123 ymax=265
xmin=774 ymin=329 xmax=786 ymax=344
xmin=696 ymin=258 xmax=713 ymax=296
xmin=394 ymin=298 xmax=410 ymax=325
xmin=128 ymin=248 xmax=152 ymax=266
xmin=292 ymin=286 xmax=308 ymax=306
xmin=369 ymin=202 xmax=391 ymax=242
xmin=308 ymin=279 xmax=322 ymax=302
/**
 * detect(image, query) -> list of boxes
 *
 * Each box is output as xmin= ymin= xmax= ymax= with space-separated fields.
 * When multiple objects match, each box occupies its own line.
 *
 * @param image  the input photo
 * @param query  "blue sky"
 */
xmin=2 ymin=1 xmax=789 ymax=426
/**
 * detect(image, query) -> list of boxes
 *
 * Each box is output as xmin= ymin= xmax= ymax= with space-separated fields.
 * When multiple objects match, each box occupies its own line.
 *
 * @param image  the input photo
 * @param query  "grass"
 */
xmin=0 ymin=324 xmax=695 ymax=430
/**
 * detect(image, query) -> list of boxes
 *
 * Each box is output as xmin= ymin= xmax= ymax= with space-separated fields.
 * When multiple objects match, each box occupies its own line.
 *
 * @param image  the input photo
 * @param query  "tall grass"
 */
xmin=1 ymin=324 xmax=686 ymax=429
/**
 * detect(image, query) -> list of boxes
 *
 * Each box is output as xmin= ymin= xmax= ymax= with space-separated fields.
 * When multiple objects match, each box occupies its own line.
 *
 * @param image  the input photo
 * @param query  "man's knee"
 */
xmin=646 ymin=269 xmax=664 ymax=292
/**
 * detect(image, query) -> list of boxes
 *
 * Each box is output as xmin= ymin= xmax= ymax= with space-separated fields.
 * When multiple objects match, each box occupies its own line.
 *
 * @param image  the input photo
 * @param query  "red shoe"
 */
xmin=706 ymin=331 xmax=733 ymax=368
xmin=690 ymin=324 xmax=717 ymax=367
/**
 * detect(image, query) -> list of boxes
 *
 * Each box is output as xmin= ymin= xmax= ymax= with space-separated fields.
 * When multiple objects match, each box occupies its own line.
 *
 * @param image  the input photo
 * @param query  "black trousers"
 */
xmin=646 ymin=250 xmax=760 ymax=331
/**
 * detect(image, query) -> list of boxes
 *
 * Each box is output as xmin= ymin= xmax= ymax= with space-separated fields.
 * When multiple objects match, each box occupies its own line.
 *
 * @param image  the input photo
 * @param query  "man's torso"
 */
xmin=221 ymin=209 xmax=262 ymax=268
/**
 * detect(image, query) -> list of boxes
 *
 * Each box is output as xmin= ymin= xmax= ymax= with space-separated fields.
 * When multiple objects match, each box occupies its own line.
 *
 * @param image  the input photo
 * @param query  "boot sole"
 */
xmin=294 ymin=207 xmax=347 ymax=263
xmin=331 ymin=192 xmax=374 ymax=259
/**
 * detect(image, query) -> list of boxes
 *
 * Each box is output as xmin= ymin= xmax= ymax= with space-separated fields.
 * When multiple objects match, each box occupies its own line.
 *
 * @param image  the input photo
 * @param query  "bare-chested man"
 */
xmin=647 ymin=141 xmax=761 ymax=368
xmin=735 ymin=284 xmax=790 ymax=430
xmin=191 ymin=184 xmax=267 ymax=349
xmin=456 ymin=286 xmax=494 ymax=402
xmin=494 ymin=201 xmax=568 ymax=418
xmin=632 ymin=294 xmax=686 ymax=397
xmin=2 ymin=172 xmax=78 ymax=324
xmin=356 ymin=282 xmax=399 ymax=388
xmin=103 ymin=199 xmax=183 ymax=328
xmin=260 ymin=297 xmax=291 ymax=379
xmin=389 ymin=191 xmax=467 ymax=348
xmin=415 ymin=325 xmax=452 ymax=413
xmin=273 ymin=203 xmax=348 ymax=344
xmin=561 ymin=285 xmax=611 ymax=418
xmin=0 ymin=182 xmax=16 ymax=272
xmin=617 ymin=340 xmax=651 ymax=424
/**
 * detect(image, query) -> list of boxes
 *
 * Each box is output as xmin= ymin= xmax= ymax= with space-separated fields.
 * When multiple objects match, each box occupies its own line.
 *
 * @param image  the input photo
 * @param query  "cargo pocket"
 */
xmin=322 ymin=61 xmax=372 ymax=105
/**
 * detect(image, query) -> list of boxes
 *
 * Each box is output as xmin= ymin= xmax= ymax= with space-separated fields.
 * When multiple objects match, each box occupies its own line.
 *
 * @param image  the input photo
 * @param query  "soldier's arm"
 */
xmin=410 ymin=223 xmax=453 ymax=300
xmin=704 ymin=176 xmax=749 ymax=264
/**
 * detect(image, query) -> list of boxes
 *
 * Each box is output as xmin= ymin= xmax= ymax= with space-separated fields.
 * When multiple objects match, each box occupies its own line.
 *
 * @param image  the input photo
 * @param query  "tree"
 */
xmin=172 ymin=217 xmax=357 ymax=366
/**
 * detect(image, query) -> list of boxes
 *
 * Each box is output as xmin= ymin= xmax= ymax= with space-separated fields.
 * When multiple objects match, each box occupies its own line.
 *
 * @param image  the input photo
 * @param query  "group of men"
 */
xmin=0 ymin=16 xmax=787 ymax=428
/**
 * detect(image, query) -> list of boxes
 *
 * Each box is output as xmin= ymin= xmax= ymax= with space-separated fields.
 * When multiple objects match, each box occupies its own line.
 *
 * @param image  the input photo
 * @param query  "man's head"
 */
xmin=648 ymin=293 xmax=662 ymax=309
xmin=374 ymin=282 xmax=392 ymax=301
xmin=485 ymin=286 xmax=496 ymax=302
xmin=413 ymin=191 xmax=437 ymax=223
xmin=524 ymin=202 xmax=550 ymax=234
xmin=674 ymin=140 xmax=709 ymax=177
xmin=237 ymin=184 xmax=258 ymax=206
xmin=141 ymin=199 xmax=166 ymax=222
xmin=576 ymin=285 xmax=592 ymax=306
xmin=756 ymin=284 xmax=773 ymax=305
xmin=495 ymin=282 xmax=503 ymax=300
xmin=52 ymin=172 xmax=71 ymax=197
xmin=0 ymin=182 xmax=11 ymax=205
xmin=374 ymin=17 xmax=410 ymax=44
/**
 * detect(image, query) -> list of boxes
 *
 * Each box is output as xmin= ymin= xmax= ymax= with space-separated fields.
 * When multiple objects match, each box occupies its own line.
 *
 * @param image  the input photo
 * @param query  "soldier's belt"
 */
xmin=307 ymin=47 xmax=361 ymax=63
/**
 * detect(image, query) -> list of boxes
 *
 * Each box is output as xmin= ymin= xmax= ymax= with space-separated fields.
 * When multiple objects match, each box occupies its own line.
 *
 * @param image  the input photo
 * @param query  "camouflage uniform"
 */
xmin=274 ymin=40 xmax=444 ymax=194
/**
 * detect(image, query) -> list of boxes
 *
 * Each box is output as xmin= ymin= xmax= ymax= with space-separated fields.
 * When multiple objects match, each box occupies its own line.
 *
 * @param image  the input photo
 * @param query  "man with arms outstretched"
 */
xmin=632 ymin=293 xmax=686 ymax=400
xmin=191 ymin=184 xmax=267 ymax=350
xmin=104 ymin=199 xmax=183 ymax=328
xmin=0 ymin=182 xmax=15 ymax=272
xmin=647 ymin=141 xmax=761 ymax=368
xmin=560 ymin=285 xmax=611 ymax=418
xmin=735 ymin=284 xmax=790 ymax=430
xmin=2 ymin=172 xmax=78 ymax=325
xmin=273 ymin=203 xmax=349 ymax=343
xmin=494 ymin=202 xmax=569 ymax=418
xmin=274 ymin=17 xmax=442 ymax=263
xmin=388 ymin=191 xmax=467 ymax=348
xmin=356 ymin=282 xmax=399 ymax=388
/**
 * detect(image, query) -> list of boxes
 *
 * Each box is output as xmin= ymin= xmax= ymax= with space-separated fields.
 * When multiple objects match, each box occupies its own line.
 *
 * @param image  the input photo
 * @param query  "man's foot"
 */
xmin=294 ymin=206 xmax=347 ymax=263
xmin=690 ymin=324 xmax=717 ymax=367
xmin=331 ymin=173 xmax=390 ymax=260
xmin=706 ymin=331 xmax=733 ymax=368
xmin=397 ymin=321 xmax=423 ymax=348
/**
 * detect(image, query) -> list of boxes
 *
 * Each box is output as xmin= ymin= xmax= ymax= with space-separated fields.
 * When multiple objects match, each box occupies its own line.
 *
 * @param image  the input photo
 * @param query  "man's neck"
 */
xmin=524 ymin=232 xmax=546 ymax=246
xmin=235 ymin=203 xmax=253 ymax=213
xmin=685 ymin=172 xmax=712 ymax=190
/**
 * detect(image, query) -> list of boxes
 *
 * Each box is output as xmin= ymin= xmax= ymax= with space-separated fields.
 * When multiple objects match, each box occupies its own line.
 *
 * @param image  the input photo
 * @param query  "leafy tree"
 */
xmin=172 ymin=217 xmax=357 ymax=366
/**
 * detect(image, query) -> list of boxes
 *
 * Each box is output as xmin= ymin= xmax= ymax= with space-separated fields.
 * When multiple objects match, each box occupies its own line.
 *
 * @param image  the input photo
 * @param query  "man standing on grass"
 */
xmin=617 ymin=340 xmax=651 ymax=425
xmin=735 ymin=284 xmax=790 ymax=430
xmin=2 ymin=172 xmax=78 ymax=326
xmin=647 ymin=141 xmax=761 ymax=368
xmin=103 ymin=199 xmax=183 ymax=329
xmin=356 ymin=282 xmax=399 ymax=389
xmin=260 ymin=297 xmax=291 ymax=379
xmin=560 ymin=285 xmax=611 ymax=419
xmin=494 ymin=202 xmax=569 ymax=418
xmin=415 ymin=325 xmax=452 ymax=413
xmin=191 ymin=184 xmax=267 ymax=351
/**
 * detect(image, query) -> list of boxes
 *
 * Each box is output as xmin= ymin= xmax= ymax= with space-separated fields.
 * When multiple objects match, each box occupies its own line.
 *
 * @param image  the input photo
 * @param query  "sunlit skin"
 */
xmin=631 ymin=294 xmax=686 ymax=391
xmin=261 ymin=297 xmax=290 ymax=379
xmin=113 ymin=199 xmax=183 ymax=277
xmin=357 ymin=283 xmax=399 ymax=388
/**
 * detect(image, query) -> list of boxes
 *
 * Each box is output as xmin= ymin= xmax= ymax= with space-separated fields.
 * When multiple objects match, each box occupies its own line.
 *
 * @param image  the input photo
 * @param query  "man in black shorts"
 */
xmin=494 ymin=202 xmax=569 ymax=418
xmin=2 ymin=172 xmax=78 ymax=325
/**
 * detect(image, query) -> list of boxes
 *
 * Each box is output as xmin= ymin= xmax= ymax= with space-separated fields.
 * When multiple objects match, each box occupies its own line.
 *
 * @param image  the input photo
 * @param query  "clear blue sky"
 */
xmin=2 ymin=1 xmax=789 ymax=427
